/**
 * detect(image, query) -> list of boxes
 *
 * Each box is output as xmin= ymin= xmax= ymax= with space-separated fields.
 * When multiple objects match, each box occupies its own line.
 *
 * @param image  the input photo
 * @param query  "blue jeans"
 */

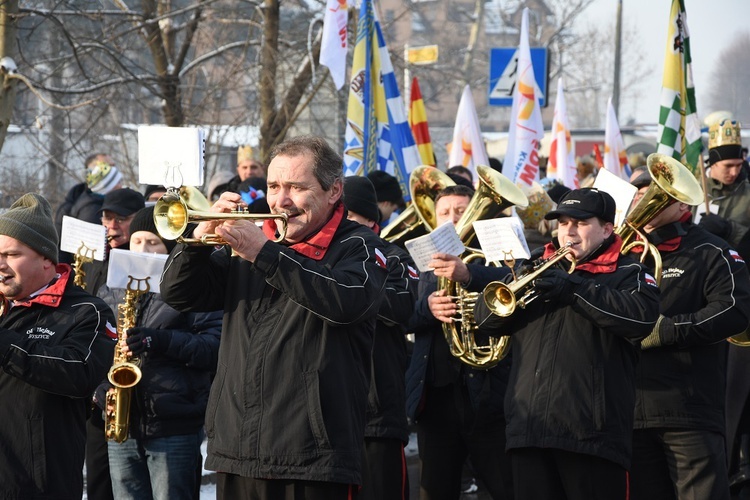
xmin=108 ymin=432 xmax=202 ymax=500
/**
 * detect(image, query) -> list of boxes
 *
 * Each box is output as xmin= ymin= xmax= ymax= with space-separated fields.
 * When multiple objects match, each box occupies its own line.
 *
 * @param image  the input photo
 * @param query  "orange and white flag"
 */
xmin=502 ymin=8 xmax=544 ymax=190
xmin=448 ymin=85 xmax=488 ymax=181
xmin=547 ymin=77 xmax=577 ymax=189
xmin=604 ymin=96 xmax=630 ymax=181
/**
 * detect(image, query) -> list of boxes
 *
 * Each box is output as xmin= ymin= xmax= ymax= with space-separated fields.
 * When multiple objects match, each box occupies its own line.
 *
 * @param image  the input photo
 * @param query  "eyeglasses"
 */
xmin=101 ymin=214 xmax=133 ymax=225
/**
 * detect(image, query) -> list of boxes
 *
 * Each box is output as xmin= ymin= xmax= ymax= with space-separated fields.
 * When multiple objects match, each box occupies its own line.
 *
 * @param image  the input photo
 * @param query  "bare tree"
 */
xmin=705 ymin=32 xmax=750 ymax=125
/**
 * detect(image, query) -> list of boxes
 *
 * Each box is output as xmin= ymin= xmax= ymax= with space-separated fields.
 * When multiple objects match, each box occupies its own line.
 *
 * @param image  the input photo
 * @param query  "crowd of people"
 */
xmin=0 ymin=119 xmax=749 ymax=500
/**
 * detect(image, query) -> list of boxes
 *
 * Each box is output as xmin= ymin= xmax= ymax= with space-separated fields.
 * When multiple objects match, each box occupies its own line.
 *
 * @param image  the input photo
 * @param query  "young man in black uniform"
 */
xmin=474 ymin=187 xmax=661 ymax=500
xmin=629 ymin=170 xmax=750 ymax=500
xmin=160 ymin=136 xmax=388 ymax=500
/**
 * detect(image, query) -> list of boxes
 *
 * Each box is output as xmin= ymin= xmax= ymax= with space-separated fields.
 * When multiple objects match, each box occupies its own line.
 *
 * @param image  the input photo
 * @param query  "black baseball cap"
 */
xmin=100 ymin=188 xmax=146 ymax=216
xmin=544 ymin=187 xmax=616 ymax=224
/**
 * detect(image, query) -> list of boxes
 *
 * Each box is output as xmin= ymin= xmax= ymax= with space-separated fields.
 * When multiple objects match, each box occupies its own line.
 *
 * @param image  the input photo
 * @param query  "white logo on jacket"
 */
xmin=26 ymin=326 xmax=57 ymax=340
xmin=661 ymin=267 xmax=685 ymax=280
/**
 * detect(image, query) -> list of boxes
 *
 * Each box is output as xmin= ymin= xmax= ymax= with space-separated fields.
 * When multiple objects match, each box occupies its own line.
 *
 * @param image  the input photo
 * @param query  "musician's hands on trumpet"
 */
xmin=428 ymin=253 xmax=470 ymax=324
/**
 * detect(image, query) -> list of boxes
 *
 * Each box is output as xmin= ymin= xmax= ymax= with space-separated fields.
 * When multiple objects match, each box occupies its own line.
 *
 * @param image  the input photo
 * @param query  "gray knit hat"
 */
xmin=0 ymin=193 xmax=59 ymax=263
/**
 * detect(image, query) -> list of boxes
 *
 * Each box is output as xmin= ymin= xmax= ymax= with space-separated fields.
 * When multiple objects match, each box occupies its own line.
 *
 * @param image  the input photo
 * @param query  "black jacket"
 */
xmin=0 ymin=265 xmax=116 ymax=499
xmin=54 ymin=183 xmax=104 ymax=262
xmin=406 ymin=264 xmax=512 ymax=426
xmin=97 ymin=293 xmax=222 ymax=440
xmin=366 ymin=242 xmax=419 ymax=442
xmin=635 ymin=219 xmax=750 ymax=433
xmin=474 ymin=237 xmax=661 ymax=470
xmin=160 ymin=205 xmax=388 ymax=485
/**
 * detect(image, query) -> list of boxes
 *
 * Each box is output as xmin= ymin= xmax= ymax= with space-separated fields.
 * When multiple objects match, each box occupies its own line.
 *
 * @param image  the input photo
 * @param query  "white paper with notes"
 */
xmin=472 ymin=217 xmax=530 ymax=263
xmin=404 ymin=221 xmax=465 ymax=272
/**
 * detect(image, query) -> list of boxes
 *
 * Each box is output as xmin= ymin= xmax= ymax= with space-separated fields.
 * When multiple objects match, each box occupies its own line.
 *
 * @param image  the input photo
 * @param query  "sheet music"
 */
xmin=473 ymin=217 xmax=530 ymax=264
xmin=404 ymin=221 xmax=465 ymax=272
xmin=106 ymin=249 xmax=168 ymax=294
xmin=593 ymin=168 xmax=637 ymax=227
xmin=60 ymin=216 xmax=107 ymax=261
xmin=138 ymin=126 xmax=206 ymax=188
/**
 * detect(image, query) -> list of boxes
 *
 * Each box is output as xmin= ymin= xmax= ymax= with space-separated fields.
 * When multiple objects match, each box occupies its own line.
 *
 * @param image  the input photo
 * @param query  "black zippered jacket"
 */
xmin=634 ymin=221 xmax=750 ymax=433
xmin=474 ymin=237 xmax=660 ymax=470
xmin=0 ymin=265 xmax=116 ymax=499
xmin=160 ymin=207 xmax=388 ymax=485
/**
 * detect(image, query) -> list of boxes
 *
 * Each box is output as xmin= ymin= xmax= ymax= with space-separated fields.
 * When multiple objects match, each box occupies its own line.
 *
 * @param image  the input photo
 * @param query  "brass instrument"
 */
xmin=617 ymin=153 xmax=704 ymax=285
xmin=380 ymin=166 xmax=455 ymax=246
xmin=483 ymin=243 xmax=577 ymax=318
xmin=72 ymin=243 xmax=97 ymax=288
xmin=153 ymin=190 xmax=289 ymax=245
xmin=105 ymin=276 xmax=150 ymax=443
xmin=438 ymin=166 xmax=529 ymax=369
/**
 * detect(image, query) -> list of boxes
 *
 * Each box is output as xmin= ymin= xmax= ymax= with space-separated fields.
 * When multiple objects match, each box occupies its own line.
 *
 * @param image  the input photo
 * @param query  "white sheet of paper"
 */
xmin=138 ymin=126 xmax=206 ymax=188
xmin=473 ymin=217 xmax=530 ymax=264
xmin=693 ymin=202 xmax=719 ymax=223
xmin=404 ymin=221 xmax=465 ymax=272
xmin=60 ymin=216 xmax=107 ymax=261
xmin=106 ymin=249 xmax=168 ymax=294
xmin=593 ymin=168 xmax=637 ymax=227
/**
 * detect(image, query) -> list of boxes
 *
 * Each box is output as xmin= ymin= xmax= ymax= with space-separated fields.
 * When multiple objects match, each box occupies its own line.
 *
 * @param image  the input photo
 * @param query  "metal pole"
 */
xmin=613 ymin=0 xmax=623 ymax=116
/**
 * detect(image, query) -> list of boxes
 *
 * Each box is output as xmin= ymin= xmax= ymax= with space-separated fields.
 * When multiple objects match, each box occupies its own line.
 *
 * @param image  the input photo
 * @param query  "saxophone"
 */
xmin=104 ymin=276 xmax=150 ymax=443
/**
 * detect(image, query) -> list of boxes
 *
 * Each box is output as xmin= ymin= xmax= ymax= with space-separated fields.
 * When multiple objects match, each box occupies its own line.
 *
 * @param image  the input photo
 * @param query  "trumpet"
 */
xmin=483 ymin=243 xmax=576 ymax=318
xmin=153 ymin=191 xmax=289 ymax=245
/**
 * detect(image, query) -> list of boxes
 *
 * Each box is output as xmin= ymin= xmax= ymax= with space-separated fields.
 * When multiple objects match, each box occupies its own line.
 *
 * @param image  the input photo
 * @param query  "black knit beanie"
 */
xmin=343 ymin=176 xmax=381 ymax=223
xmin=0 ymin=193 xmax=59 ymax=263
xmin=129 ymin=206 xmax=176 ymax=252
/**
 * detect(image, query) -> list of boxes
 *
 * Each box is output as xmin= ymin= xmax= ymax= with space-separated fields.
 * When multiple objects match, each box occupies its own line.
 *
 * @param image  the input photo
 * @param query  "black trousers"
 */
xmin=631 ymin=428 xmax=729 ymax=500
xmin=511 ymin=447 xmax=628 ymax=500
xmin=216 ymin=474 xmax=357 ymax=500
xmin=86 ymin=413 xmax=114 ymax=500
xmin=416 ymin=384 xmax=513 ymax=500
xmin=360 ymin=437 xmax=408 ymax=500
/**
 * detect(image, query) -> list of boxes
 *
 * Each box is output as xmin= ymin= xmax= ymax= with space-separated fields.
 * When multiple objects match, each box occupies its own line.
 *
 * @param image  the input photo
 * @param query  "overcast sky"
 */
xmin=574 ymin=0 xmax=748 ymax=124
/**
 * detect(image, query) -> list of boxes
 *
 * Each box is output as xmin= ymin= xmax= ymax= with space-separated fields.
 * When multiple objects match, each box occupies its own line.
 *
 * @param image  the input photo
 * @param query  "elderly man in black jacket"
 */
xmin=629 ymin=170 xmax=750 ymax=500
xmin=160 ymin=136 xmax=388 ymax=500
xmin=0 ymin=193 xmax=116 ymax=499
xmin=474 ymin=188 xmax=661 ymax=500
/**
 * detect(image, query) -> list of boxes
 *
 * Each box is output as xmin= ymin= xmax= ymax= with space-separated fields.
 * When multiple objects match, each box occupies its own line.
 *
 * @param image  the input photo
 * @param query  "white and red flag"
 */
xmin=547 ymin=77 xmax=577 ymax=189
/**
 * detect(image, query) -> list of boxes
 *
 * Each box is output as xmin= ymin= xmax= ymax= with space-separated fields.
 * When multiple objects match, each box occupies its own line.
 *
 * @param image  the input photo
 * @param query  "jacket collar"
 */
xmin=11 ymin=264 xmax=72 ymax=309
xmin=262 ymin=203 xmax=345 ymax=261
xmin=543 ymin=234 xmax=622 ymax=274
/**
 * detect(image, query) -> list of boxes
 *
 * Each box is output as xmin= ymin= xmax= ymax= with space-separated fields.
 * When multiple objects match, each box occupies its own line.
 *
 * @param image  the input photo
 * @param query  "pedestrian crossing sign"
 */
xmin=488 ymin=47 xmax=548 ymax=107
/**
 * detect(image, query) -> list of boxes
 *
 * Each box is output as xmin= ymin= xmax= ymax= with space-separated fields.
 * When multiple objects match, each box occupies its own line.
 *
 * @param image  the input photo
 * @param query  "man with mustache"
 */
xmin=160 ymin=136 xmax=388 ymax=500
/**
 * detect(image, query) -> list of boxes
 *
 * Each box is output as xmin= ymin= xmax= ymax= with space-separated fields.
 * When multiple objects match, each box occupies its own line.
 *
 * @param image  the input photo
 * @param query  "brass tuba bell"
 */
xmin=617 ymin=153 xmax=704 ymax=285
xmin=380 ymin=166 xmax=456 ymax=246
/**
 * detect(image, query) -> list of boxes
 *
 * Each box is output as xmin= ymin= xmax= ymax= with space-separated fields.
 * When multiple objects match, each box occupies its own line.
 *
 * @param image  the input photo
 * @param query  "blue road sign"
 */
xmin=488 ymin=47 xmax=549 ymax=107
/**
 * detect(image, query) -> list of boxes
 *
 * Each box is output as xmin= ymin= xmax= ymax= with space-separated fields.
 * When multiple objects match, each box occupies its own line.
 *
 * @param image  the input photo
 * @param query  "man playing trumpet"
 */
xmin=160 ymin=136 xmax=388 ymax=499
xmin=473 ymin=187 xmax=661 ymax=500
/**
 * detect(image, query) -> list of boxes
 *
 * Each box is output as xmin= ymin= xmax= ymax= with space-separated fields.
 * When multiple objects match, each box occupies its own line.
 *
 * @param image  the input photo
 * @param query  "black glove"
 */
xmin=126 ymin=327 xmax=171 ymax=356
xmin=699 ymin=213 xmax=732 ymax=240
xmin=533 ymin=267 xmax=577 ymax=305
xmin=640 ymin=315 xmax=674 ymax=350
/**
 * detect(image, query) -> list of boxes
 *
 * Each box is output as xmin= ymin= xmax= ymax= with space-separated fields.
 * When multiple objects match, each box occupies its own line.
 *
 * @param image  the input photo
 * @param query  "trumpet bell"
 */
xmin=484 ymin=282 xmax=517 ymax=318
xmin=154 ymin=196 xmax=189 ymax=240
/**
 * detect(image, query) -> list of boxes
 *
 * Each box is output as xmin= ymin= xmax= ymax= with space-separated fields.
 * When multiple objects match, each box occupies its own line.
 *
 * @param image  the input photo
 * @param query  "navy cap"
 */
xmin=100 ymin=188 xmax=146 ymax=216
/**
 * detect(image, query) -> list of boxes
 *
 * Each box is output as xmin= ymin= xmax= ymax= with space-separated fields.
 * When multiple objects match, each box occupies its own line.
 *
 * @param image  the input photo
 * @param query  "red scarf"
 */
xmin=262 ymin=203 xmax=345 ymax=261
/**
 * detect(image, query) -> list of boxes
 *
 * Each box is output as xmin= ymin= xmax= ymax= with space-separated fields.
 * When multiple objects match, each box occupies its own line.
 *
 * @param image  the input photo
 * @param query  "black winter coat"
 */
xmin=474 ymin=237 xmax=661 ymax=470
xmin=0 ymin=265 xmax=115 ymax=499
xmin=54 ymin=183 xmax=104 ymax=262
xmin=635 ymin=220 xmax=750 ymax=434
xmin=160 ymin=206 xmax=388 ymax=485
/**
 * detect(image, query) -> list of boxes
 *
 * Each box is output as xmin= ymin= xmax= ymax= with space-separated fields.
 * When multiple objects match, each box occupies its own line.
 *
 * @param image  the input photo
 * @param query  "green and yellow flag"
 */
xmin=656 ymin=0 xmax=702 ymax=175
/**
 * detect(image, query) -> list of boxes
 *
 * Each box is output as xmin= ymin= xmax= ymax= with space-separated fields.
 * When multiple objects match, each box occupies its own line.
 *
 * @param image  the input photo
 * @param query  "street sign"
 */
xmin=488 ymin=47 xmax=549 ymax=107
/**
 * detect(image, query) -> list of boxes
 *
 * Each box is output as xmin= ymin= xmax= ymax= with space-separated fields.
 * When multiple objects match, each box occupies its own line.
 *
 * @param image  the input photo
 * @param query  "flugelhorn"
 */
xmin=153 ymin=190 xmax=289 ymax=244
xmin=482 ymin=242 xmax=576 ymax=318
xmin=617 ymin=153 xmax=704 ymax=285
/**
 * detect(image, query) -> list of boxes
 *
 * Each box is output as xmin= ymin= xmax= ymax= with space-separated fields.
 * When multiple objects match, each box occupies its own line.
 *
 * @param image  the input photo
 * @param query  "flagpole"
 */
xmin=698 ymin=153 xmax=710 ymax=214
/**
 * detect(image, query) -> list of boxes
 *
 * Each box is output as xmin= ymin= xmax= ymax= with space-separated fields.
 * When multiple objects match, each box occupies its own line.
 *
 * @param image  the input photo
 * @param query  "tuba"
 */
xmin=380 ymin=166 xmax=456 ymax=246
xmin=438 ymin=166 xmax=529 ymax=369
xmin=617 ymin=153 xmax=704 ymax=285
xmin=482 ymin=243 xmax=576 ymax=318
xmin=104 ymin=276 xmax=150 ymax=443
